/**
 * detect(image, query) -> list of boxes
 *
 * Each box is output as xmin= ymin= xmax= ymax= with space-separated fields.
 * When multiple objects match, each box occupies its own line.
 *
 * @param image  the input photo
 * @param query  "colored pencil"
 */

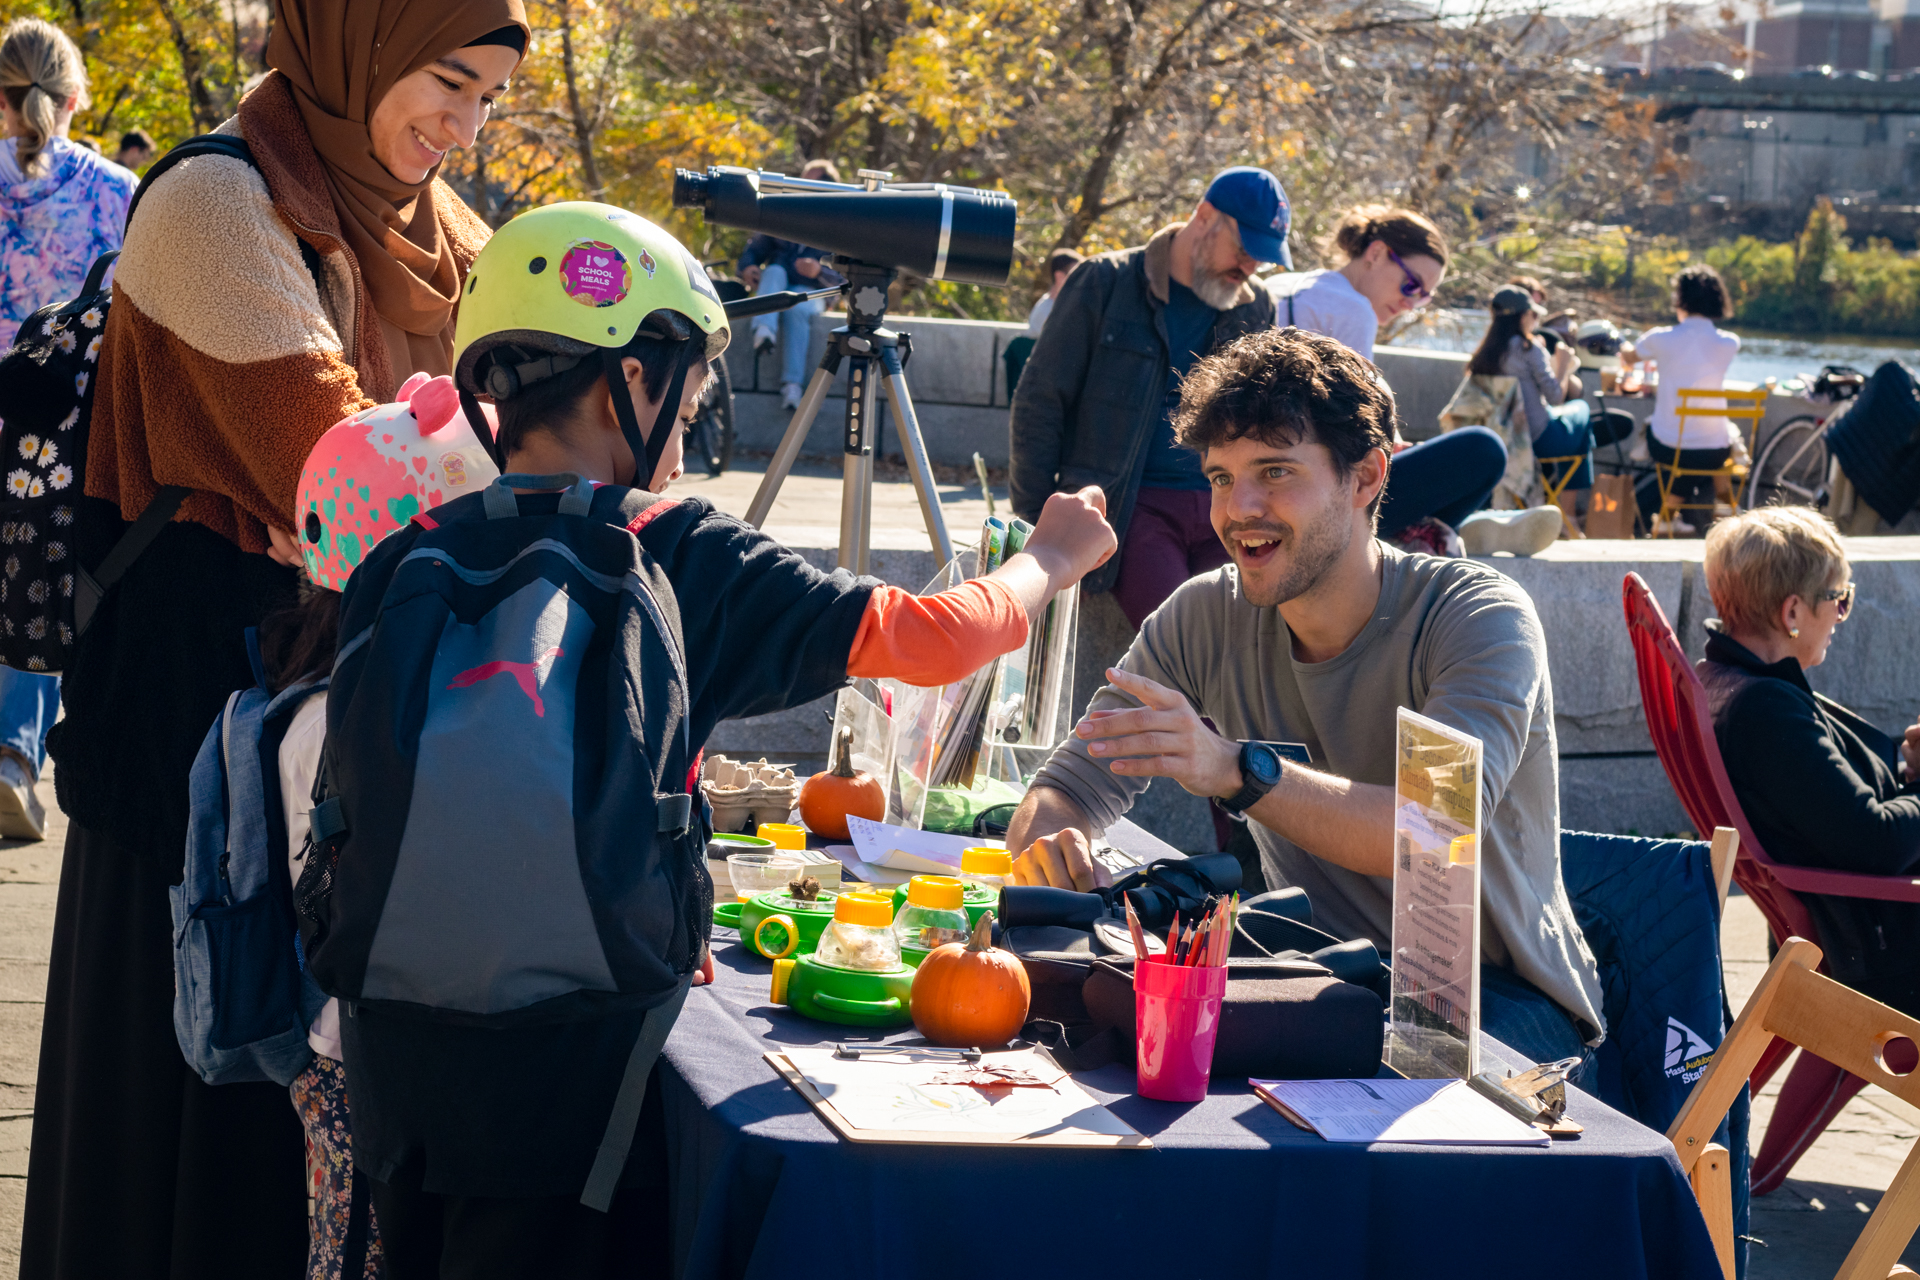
xmin=1125 ymin=897 xmax=1148 ymax=965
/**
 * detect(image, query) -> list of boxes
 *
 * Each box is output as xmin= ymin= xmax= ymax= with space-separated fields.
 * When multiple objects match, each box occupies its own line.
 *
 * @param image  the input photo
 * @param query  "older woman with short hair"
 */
xmin=1700 ymin=505 xmax=1920 ymax=1019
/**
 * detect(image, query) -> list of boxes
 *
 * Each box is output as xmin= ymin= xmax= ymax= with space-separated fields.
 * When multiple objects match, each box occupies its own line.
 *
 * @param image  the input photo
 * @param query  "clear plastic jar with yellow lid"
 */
xmin=893 ymin=875 xmax=970 ymax=953
xmin=813 ymin=892 xmax=901 ymax=971
xmin=960 ymin=847 xmax=1013 ymax=905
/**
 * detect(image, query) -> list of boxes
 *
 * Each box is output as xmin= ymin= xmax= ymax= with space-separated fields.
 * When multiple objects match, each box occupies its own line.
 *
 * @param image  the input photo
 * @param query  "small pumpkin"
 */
xmin=910 ymin=911 xmax=1031 ymax=1047
xmin=798 ymin=725 xmax=884 ymax=840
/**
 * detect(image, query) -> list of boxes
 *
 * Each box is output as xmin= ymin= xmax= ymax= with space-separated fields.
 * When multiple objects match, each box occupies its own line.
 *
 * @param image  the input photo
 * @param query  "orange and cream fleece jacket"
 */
xmin=86 ymin=72 xmax=491 ymax=555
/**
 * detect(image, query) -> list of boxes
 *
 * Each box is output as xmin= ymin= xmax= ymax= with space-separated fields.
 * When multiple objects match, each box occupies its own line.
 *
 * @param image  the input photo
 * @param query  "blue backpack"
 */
xmin=172 ymin=633 xmax=330 ymax=1086
xmin=296 ymin=472 xmax=705 ymax=1210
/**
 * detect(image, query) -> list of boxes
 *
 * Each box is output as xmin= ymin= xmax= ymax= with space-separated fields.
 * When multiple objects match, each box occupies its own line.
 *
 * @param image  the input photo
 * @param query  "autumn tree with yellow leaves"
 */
xmin=10 ymin=0 xmax=1678 ymax=320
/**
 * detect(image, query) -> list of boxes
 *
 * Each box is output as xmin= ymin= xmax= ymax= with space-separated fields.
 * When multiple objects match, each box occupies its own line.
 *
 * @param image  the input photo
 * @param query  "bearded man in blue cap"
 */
xmin=1010 ymin=167 xmax=1289 ymax=630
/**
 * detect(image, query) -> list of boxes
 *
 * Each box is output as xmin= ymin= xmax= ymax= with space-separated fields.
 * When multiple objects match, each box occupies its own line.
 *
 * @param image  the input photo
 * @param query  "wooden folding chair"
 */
xmin=1654 ymin=387 xmax=1767 ymax=534
xmin=1668 ymin=937 xmax=1920 ymax=1280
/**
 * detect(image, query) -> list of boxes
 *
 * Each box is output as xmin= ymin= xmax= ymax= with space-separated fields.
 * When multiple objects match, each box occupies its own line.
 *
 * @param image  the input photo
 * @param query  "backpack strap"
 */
xmin=74 ymin=485 xmax=191 ymax=636
xmin=242 ymin=626 xmax=267 ymax=690
xmin=127 ymin=134 xmax=258 ymax=230
xmin=483 ymin=473 xmax=593 ymax=519
xmin=580 ymin=976 xmax=691 ymax=1212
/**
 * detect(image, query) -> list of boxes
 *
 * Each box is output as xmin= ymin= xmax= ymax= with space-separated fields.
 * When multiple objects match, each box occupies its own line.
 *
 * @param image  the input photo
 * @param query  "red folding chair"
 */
xmin=1623 ymin=571 xmax=1920 ymax=1194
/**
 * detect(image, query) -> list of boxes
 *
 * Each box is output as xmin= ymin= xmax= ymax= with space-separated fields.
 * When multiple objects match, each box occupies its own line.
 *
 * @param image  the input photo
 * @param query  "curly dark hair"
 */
xmin=1172 ymin=328 xmax=1396 ymax=519
xmin=1672 ymin=263 xmax=1731 ymax=320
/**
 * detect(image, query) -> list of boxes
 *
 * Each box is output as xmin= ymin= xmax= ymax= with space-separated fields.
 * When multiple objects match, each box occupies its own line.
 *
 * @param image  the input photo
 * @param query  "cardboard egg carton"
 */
xmin=701 ymin=755 xmax=801 ymax=832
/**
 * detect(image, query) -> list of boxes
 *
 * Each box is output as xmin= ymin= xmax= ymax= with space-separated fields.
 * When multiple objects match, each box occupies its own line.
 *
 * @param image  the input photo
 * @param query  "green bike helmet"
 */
xmin=453 ymin=201 xmax=731 ymax=487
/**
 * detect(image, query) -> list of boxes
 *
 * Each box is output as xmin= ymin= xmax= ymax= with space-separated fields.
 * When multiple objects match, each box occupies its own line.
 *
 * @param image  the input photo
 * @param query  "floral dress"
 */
xmin=0 ymin=136 xmax=136 ymax=349
xmin=291 ymin=1054 xmax=386 ymax=1279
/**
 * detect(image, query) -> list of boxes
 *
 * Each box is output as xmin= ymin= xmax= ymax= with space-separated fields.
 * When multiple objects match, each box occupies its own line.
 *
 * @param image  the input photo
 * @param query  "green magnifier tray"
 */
xmin=890 ymin=883 xmax=999 ymax=930
xmin=771 ymin=952 xmax=916 ymax=1028
xmin=712 ymin=890 xmax=840 ymax=960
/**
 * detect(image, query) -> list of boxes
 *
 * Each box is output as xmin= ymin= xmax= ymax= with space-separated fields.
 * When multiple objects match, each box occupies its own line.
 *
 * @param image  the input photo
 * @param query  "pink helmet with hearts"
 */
xmin=295 ymin=372 xmax=501 ymax=590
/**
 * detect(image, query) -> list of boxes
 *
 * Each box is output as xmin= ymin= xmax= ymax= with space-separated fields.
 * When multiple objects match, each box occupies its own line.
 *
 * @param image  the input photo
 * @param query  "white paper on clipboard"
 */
xmin=846 ymin=816 xmax=1003 ymax=877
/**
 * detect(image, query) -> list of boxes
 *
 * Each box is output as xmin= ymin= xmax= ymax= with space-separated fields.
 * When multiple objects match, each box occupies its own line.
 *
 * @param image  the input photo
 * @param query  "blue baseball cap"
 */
xmin=1203 ymin=166 xmax=1292 ymax=267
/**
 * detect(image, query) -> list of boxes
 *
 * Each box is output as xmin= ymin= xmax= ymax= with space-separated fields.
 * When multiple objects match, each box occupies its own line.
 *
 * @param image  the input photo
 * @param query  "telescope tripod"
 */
xmin=743 ymin=262 xmax=955 ymax=575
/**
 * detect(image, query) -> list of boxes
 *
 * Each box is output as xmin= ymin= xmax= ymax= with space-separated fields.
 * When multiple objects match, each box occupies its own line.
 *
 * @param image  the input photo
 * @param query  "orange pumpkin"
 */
xmin=910 ymin=911 xmax=1031 ymax=1047
xmin=798 ymin=726 xmax=884 ymax=840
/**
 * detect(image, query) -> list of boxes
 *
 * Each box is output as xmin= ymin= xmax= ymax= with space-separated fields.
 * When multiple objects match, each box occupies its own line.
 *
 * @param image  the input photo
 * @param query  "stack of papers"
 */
xmin=827 ymin=817 xmax=1002 ymax=887
xmin=1251 ymin=1077 xmax=1550 ymax=1146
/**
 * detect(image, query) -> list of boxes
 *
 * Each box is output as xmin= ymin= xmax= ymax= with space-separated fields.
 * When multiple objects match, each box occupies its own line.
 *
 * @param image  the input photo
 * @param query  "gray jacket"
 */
xmin=1007 ymin=223 xmax=1277 ymax=594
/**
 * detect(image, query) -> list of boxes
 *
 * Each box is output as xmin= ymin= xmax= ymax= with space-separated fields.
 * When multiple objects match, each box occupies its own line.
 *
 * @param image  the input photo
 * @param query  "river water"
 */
xmin=1386 ymin=309 xmax=1918 ymax=389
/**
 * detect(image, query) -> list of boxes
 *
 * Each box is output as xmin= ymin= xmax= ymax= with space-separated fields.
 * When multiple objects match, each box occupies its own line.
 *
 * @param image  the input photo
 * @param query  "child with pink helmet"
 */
xmin=265 ymin=372 xmax=499 ymax=1277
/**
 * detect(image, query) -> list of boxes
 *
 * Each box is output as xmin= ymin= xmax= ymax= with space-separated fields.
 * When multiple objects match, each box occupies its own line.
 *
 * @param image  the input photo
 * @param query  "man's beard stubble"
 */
xmin=1231 ymin=487 xmax=1355 ymax=610
xmin=1188 ymin=224 xmax=1246 ymax=311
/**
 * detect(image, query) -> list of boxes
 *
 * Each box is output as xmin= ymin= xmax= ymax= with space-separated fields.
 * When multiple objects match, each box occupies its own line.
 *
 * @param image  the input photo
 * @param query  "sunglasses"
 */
xmin=1817 ymin=582 xmax=1855 ymax=620
xmin=1386 ymin=248 xmax=1433 ymax=304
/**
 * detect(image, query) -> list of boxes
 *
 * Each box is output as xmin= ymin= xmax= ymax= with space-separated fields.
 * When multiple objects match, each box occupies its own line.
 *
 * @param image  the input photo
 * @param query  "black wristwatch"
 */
xmin=1217 ymin=740 xmax=1284 ymax=820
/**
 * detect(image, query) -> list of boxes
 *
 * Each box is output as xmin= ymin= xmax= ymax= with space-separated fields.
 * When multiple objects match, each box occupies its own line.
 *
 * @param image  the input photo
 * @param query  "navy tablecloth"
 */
xmin=656 ymin=936 xmax=1721 ymax=1280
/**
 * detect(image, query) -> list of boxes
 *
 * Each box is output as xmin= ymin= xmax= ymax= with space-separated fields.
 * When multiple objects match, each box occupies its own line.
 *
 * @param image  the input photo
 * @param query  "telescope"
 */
xmin=671 ymin=165 xmax=1016 ymax=286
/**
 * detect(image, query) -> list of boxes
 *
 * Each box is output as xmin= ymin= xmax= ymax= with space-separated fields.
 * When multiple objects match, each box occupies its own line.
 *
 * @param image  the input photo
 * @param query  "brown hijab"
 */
xmin=266 ymin=0 xmax=528 ymax=381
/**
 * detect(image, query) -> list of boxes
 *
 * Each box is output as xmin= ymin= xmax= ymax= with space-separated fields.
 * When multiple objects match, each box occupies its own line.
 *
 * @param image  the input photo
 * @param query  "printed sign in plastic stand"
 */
xmin=1385 ymin=708 xmax=1484 ymax=1080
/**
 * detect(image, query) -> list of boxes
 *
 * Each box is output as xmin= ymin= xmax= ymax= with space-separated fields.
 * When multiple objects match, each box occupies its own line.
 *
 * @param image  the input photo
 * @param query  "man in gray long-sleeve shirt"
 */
xmin=1007 ymin=328 xmax=1606 ymax=1058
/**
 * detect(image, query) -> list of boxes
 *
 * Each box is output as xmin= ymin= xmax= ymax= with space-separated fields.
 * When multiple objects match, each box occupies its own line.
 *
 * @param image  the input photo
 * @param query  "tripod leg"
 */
xmin=840 ymin=355 xmax=879 ymax=576
xmin=879 ymin=351 xmax=955 ymax=566
xmin=745 ymin=364 xmax=837 ymax=529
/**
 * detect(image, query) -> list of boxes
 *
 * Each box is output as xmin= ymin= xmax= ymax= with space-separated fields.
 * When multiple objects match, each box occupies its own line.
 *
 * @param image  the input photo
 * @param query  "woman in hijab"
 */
xmin=21 ymin=3 xmax=527 ymax=1276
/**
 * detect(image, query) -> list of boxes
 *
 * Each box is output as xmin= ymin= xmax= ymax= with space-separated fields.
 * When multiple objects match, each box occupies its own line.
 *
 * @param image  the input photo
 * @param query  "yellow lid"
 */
xmin=770 ymin=957 xmax=795 ymax=1005
xmin=1449 ymin=834 xmax=1477 ymax=865
xmin=834 ymin=892 xmax=894 ymax=927
xmin=962 ymin=847 xmax=1012 ymax=876
xmin=759 ymin=822 xmax=807 ymax=851
xmin=906 ymin=874 xmax=965 ymax=910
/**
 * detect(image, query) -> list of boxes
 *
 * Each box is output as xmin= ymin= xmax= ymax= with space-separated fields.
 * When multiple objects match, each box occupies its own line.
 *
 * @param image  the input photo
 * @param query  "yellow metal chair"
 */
xmin=1536 ymin=452 xmax=1587 ymax=507
xmin=1666 ymin=936 xmax=1920 ymax=1279
xmin=1653 ymin=388 xmax=1767 ymax=535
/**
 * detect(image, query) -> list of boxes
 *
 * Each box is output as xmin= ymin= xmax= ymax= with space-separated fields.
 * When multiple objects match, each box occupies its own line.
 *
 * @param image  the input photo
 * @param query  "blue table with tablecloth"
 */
xmin=653 ymin=930 xmax=1721 ymax=1280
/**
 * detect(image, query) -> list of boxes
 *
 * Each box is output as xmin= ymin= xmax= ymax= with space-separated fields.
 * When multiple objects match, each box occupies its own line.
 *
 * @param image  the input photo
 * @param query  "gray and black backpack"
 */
xmin=296 ymin=472 xmax=708 ymax=1206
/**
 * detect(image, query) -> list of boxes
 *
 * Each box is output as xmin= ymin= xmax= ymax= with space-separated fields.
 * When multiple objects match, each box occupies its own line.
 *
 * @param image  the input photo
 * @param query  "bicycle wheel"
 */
xmin=1746 ymin=415 xmax=1828 ymax=510
xmin=688 ymin=357 xmax=735 ymax=477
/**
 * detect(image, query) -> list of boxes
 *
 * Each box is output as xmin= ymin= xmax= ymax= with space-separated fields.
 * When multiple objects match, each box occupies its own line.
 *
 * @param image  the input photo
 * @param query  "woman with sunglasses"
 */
xmin=1269 ymin=204 xmax=1514 ymax=552
xmin=1268 ymin=204 xmax=1445 ymax=361
xmin=1700 ymin=505 xmax=1920 ymax=1043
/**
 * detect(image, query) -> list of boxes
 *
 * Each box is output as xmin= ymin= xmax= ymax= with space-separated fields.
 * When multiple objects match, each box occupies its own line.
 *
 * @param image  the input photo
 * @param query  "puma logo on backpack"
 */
xmin=299 ymin=473 xmax=709 ymax=1019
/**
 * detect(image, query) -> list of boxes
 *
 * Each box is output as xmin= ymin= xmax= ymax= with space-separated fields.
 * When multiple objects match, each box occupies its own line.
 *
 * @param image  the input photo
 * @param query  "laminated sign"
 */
xmin=1386 ymin=708 xmax=1484 ymax=1080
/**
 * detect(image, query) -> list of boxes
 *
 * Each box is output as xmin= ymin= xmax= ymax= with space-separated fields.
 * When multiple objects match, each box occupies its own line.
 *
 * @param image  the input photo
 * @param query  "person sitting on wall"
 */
xmin=1004 ymin=325 xmax=1606 ymax=1068
xmin=738 ymin=157 xmax=847 ymax=411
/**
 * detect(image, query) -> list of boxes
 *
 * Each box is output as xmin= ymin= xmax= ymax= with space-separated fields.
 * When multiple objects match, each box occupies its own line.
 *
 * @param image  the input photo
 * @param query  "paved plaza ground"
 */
xmin=0 ymin=461 xmax=1912 ymax=1277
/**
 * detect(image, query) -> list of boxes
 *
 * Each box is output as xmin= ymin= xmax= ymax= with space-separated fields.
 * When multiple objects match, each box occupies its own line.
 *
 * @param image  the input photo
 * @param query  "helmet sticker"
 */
xmin=638 ymin=249 xmax=657 ymax=279
xmin=560 ymin=240 xmax=633 ymax=308
xmin=680 ymin=246 xmax=722 ymax=305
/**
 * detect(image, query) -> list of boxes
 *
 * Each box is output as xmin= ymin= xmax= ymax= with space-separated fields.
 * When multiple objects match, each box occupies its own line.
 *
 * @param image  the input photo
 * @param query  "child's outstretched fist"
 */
xmin=1023 ymin=485 xmax=1117 ymax=589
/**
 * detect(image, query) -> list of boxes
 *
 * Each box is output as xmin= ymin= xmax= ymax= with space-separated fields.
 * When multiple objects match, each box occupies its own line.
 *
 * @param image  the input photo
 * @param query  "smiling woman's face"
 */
xmin=368 ymin=44 xmax=519 ymax=185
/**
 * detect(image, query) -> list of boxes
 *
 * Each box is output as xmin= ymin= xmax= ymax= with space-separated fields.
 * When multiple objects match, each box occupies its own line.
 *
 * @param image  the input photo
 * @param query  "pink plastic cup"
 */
xmin=1134 ymin=955 xmax=1228 ymax=1102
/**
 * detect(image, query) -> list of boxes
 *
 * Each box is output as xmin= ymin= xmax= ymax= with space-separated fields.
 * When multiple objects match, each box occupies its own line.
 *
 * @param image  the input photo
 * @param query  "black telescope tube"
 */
xmin=674 ymin=167 xmax=1017 ymax=287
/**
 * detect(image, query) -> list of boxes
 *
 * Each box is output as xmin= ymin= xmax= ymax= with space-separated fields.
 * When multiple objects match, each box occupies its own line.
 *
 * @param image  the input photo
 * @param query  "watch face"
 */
xmin=1245 ymin=743 xmax=1283 ymax=785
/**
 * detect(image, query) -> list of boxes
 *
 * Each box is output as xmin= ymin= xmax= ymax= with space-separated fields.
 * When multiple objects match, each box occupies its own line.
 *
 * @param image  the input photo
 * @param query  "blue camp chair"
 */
xmin=1560 ymin=830 xmax=1751 ymax=1280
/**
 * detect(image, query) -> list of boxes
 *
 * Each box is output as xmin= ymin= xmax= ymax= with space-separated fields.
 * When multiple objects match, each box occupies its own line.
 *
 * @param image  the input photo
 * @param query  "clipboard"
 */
xmin=767 ymin=1048 xmax=1153 ymax=1149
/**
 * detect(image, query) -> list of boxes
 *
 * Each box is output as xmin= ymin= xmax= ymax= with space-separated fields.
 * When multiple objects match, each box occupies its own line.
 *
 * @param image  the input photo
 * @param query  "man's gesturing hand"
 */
xmin=1078 ymin=667 xmax=1243 ymax=799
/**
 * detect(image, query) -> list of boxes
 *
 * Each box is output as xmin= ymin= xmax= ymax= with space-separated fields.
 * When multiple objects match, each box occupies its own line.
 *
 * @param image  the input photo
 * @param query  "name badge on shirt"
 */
xmin=1263 ymin=742 xmax=1312 ymax=766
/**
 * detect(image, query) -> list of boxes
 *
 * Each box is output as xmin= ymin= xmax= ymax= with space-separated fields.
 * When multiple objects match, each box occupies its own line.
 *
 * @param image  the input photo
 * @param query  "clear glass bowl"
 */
xmin=725 ymin=851 xmax=806 ymax=902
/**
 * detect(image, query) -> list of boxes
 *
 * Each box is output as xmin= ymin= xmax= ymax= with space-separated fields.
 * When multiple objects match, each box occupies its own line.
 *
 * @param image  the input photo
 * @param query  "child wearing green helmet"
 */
xmin=325 ymin=201 xmax=1117 ymax=1277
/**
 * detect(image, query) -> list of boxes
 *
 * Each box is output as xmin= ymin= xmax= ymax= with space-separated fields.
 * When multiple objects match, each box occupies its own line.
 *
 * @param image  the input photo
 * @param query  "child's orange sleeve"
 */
xmin=845 ymin=579 xmax=1029 ymax=686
